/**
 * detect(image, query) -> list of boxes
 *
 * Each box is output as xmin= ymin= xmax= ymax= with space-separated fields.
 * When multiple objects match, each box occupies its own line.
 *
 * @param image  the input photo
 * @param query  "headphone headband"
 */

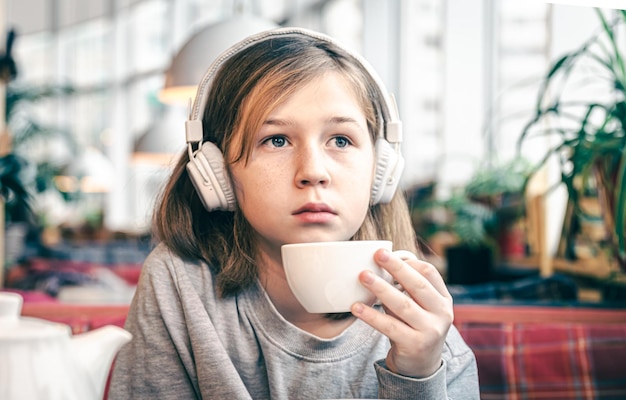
xmin=187 ymin=27 xmax=402 ymax=145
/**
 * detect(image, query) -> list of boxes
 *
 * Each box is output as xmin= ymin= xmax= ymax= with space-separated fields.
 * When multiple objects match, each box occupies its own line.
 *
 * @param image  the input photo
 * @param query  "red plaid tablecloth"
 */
xmin=457 ymin=322 xmax=626 ymax=400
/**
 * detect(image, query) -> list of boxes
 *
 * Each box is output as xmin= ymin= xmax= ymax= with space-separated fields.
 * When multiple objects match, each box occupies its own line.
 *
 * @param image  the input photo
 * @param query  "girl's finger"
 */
xmin=384 ymin=250 xmax=450 ymax=297
xmin=358 ymin=269 xmax=427 ymax=329
xmin=351 ymin=299 xmax=416 ymax=341
xmin=375 ymin=249 xmax=451 ymax=312
xmin=401 ymin=259 xmax=453 ymax=305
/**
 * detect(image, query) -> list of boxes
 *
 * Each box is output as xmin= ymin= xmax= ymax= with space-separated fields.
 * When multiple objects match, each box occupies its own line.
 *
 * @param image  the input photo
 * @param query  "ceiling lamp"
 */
xmin=54 ymin=146 xmax=115 ymax=193
xmin=132 ymin=105 xmax=187 ymax=166
xmin=158 ymin=14 xmax=278 ymax=105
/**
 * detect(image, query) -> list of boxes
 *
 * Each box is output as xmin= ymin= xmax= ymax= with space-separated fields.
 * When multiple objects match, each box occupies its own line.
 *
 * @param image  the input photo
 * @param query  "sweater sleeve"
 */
xmin=108 ymin=248 xmax=200 ymax=399
xmin=375 ymin=325 xmax=480 ymax=400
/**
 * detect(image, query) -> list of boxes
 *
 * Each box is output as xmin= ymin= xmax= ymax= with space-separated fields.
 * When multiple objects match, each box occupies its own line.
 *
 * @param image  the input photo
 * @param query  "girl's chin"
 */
xmin=284 ymin=232 xmax=355 ymax=244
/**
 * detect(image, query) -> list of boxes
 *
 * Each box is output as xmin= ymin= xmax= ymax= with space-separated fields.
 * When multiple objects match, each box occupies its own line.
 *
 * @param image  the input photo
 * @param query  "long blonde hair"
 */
xmin=153 ymin=33 xmax=417 ymax=297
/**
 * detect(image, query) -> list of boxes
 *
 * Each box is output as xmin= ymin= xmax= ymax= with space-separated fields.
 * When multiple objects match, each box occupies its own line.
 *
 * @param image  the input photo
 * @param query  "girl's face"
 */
xmin=229 ymin=72 xmax=375 ymax=254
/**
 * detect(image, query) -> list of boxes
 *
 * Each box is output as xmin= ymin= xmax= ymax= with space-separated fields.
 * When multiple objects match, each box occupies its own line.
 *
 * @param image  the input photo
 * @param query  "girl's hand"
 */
xmin=351 ymin=248 xmax=453 ymax=378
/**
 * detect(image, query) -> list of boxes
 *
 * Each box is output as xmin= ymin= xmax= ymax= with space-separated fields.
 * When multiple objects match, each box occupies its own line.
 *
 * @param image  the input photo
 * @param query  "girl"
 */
xmin=109 ymin=27 xmax=479 ymax=399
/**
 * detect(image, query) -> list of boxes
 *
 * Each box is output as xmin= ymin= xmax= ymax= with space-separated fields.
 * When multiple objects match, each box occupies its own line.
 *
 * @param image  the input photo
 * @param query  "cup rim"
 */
xmin=281 ymin=240 xmax=392 ymax=250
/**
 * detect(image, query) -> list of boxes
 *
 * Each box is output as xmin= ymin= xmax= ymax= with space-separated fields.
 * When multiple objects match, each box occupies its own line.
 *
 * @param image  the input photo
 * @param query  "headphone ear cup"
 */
xmin=371 ymin=138 xmax=404 ymax=204
xmin=186 ymin=142 xmax=236 ymax=211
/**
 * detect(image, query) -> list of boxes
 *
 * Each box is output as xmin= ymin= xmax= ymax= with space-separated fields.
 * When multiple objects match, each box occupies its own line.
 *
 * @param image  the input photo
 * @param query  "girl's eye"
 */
xmin=263 ymin=135 xmax=288 ymax=148
xmin=332 ymin=136 xmax=351 ymax=148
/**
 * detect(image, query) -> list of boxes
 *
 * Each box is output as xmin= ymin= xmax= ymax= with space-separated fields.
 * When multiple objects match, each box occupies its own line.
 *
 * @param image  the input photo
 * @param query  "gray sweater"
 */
xmin=108 ymin=244 xmax=479 ymax=399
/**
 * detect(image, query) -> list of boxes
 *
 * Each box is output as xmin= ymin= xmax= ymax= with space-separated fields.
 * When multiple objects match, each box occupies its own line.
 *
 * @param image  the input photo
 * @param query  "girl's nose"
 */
xmin=294 ymin=146 xmax=331 ymax=188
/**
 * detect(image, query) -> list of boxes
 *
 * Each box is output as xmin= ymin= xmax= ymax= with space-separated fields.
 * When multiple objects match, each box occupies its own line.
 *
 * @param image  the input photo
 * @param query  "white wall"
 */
xmin=439 ymin=0 xmax=487 ymax=194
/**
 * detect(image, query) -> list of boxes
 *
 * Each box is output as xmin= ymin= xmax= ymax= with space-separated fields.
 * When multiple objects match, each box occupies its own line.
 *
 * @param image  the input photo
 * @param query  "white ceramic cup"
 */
xmin=281 ymin=240 xmax=417 ymax=313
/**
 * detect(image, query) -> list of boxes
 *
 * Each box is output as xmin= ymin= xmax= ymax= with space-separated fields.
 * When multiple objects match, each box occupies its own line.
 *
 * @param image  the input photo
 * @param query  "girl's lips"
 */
xmin=292 ymin=203 xmax=337 ymax=223
xmin=292 ymin=210 xmax=336 ymax=224
xmin=292 ymin=203 xmax=336 ymax=215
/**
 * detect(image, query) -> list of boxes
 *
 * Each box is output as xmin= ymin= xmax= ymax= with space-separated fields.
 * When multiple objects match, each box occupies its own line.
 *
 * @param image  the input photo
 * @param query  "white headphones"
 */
xmin=185 ymin=27 xmax=404 ymax=212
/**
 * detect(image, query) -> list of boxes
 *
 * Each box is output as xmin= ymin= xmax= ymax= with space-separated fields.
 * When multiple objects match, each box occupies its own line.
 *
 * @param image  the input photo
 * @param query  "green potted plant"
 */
xmin=1 ymin=29 xmax=77 ymax=272
xmin=2 ymin=81 xmax=80 ymax=266
xmin=517 ymin=9 xmax=626 ymax=270
xmin=410 ymin=157 xmax=532 ymax=284
xmin=1 ymin=28 xmax=30 ymax=280
xmin=464 ymin=157 xmax=534 ymax=260
xmin=5 ymin=82 xmax=77 ymax=200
